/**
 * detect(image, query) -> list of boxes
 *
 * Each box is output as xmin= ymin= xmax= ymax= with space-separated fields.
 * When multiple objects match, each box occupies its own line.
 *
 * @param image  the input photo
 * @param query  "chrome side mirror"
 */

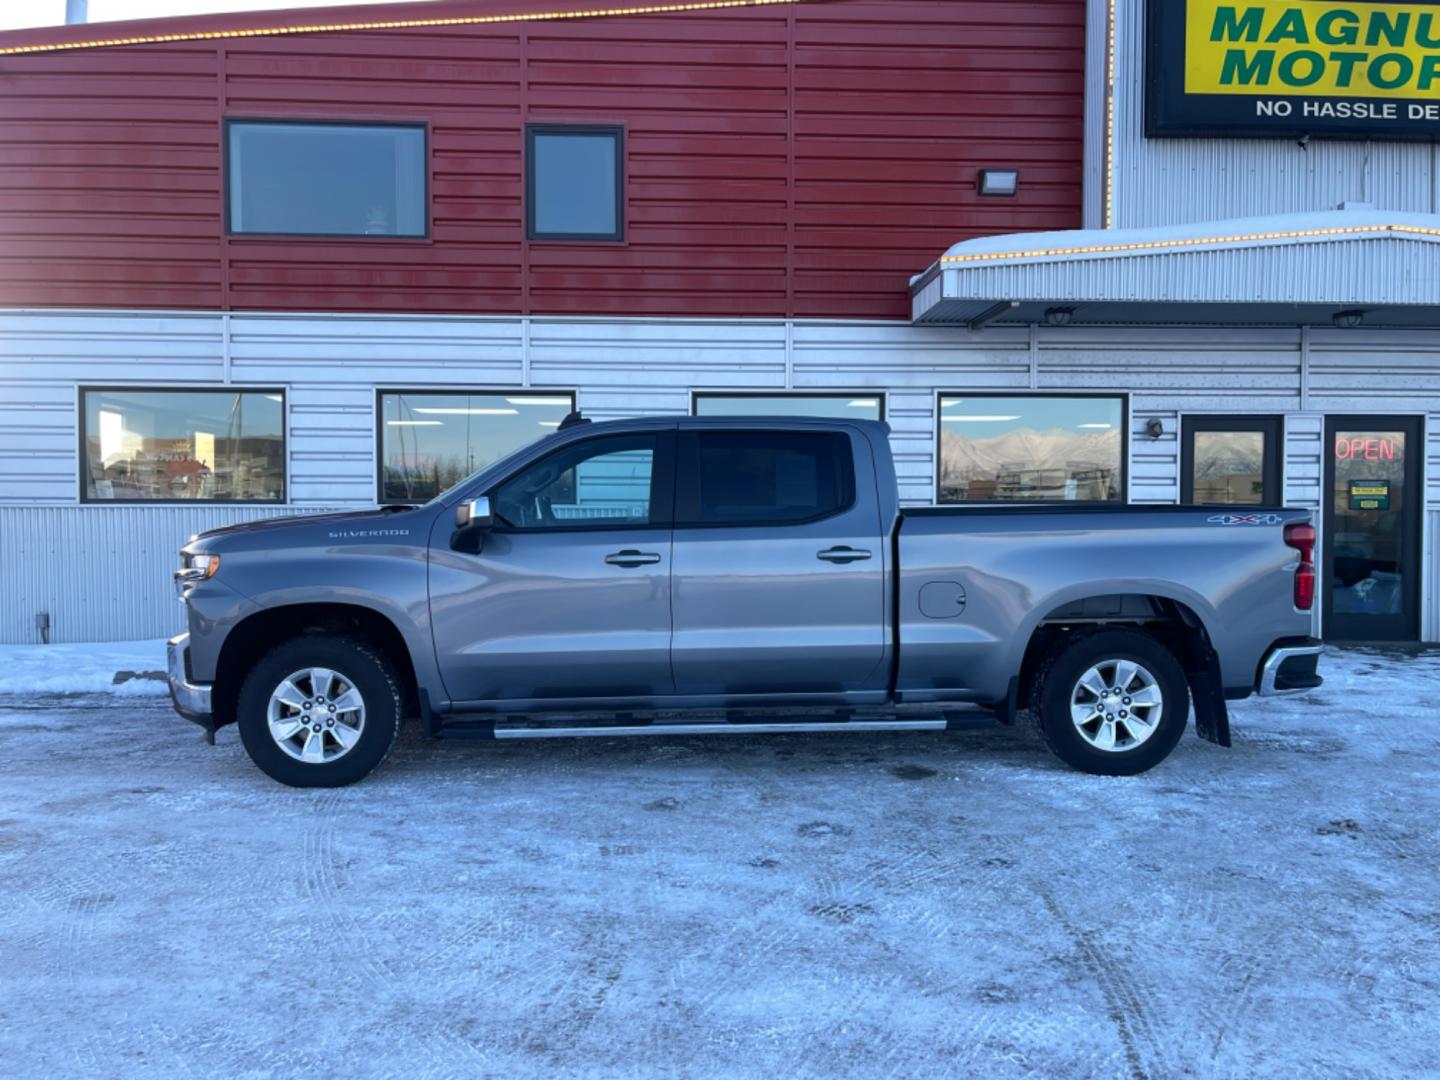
xmin=455 ymin=495 xmax=493 ymax=531
xmin=451 ymin=496 xmax=494 ymax=553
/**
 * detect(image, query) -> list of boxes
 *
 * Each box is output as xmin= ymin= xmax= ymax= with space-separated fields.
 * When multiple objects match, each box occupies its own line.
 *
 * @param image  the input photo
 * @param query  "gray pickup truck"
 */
xmin=168 ymin=415 xmax=1322 ymax=787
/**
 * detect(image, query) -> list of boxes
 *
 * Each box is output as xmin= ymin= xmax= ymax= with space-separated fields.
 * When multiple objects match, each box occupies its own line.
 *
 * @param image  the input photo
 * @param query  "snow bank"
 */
xmin=0 ymin=638 xmax=169 ymax=697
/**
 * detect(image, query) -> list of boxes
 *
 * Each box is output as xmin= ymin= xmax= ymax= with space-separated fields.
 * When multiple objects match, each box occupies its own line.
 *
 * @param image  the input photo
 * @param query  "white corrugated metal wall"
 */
xmin=1 ymin=505 xmax=336 ymax=644
xmin=2 ymin=309 xmax=1437 ymax=644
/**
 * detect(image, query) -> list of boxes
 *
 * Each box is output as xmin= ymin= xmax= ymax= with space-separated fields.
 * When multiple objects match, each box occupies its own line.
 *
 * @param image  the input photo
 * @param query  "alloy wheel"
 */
xmin=265 ymin=667 xmax=367 ymax=764
xmin=1069 ymin=658 xmax=1164 ymax=753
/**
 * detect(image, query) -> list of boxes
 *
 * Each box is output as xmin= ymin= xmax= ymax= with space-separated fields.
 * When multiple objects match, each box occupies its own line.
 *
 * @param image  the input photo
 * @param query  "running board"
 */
xmin=493 ymin=719 xmax=949 ymax=740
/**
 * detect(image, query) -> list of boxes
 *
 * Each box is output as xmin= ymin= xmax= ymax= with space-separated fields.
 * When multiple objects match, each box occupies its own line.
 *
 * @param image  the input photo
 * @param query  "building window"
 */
xmin=693 ymin=393 xmax=885 ymax=421
xmin=938 ymin=395 xmax=1126 ymax=503
xmin=81 ymin=388 xmax=285 ymax=503
xmin=227 ymin=121 xmax=426 ymax=237
xmin=1181 ymin=416 xmax=1282 ymax=506
xmin=379 ymin=391 xmax=575 ymax=504
xmin=526 ymin=125 xmax=623 ymax=241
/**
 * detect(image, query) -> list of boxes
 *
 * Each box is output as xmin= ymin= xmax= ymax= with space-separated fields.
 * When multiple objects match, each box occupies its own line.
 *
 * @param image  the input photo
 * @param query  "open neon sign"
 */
xmin=1335 ymin=436 xmax=1399 ymax=462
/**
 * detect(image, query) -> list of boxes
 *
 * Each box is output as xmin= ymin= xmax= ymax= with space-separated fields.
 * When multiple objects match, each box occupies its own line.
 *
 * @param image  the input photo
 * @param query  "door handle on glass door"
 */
xmin=817 ymin=547 xmax=872 ymax=564
xmin=605 ymin=550 xmax=662 ymax=568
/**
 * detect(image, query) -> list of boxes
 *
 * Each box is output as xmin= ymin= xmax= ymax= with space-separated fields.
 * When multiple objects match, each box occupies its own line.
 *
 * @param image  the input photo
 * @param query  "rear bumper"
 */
xmin=167 ymin=633 xmax=214 ymax=726
xmin=1258 ymin=638 xmax=1325 ymax=696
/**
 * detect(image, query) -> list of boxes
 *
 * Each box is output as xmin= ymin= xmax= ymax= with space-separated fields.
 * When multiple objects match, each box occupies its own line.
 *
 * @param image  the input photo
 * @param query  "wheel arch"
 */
xmin=1013 ymin=590 xmax=1229 ymax=745
xmin=212 ymin=602 xmax=420 ymax=730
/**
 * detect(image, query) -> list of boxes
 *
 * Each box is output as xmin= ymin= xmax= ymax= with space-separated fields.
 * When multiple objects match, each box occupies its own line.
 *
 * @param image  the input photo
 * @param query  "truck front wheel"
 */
xmin=1032 ymin=629 xmax=1189 ymax=776
xmin=236 ymin=635 xmax=404 ymax=788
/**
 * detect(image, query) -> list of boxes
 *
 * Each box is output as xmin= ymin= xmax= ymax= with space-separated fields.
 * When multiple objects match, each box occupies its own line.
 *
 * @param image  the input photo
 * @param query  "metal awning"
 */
xmin=910 ymin=207 xmax=1440 ymax=328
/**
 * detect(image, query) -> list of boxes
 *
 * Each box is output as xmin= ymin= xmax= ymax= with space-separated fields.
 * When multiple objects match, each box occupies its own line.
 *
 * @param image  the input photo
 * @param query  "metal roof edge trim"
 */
xmin=0 ymin=0 xmax=809 ymax=56
xmin=938 ymin=224 xmax=1440 ymax=268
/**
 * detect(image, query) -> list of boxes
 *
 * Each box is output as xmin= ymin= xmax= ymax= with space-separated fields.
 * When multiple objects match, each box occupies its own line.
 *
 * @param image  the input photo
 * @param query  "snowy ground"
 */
xmin=0 ymin=637 xmax=168 ymax=696
xmin=1 ymin=647 xmax=1438 ymax=1078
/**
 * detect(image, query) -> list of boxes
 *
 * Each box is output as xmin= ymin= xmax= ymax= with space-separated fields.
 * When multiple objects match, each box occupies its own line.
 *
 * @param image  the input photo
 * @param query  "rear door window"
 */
xmin=678 ymin=430 xmax=854 ymax=526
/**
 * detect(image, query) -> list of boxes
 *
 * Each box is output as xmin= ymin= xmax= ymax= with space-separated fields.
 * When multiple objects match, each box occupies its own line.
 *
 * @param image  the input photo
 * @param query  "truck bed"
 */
xmin=894 ymin=504 xmax=1312 ymax=705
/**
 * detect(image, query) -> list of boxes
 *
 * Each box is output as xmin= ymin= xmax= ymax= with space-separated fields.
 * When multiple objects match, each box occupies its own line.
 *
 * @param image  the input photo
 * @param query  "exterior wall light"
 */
xmin=1333 ymin=310 xmax=1365 ymax=329
xmin=1044 ymin=306 xmax=1075 ymax=326
xmin=978 ymin=169 xmax=1020 ymax=197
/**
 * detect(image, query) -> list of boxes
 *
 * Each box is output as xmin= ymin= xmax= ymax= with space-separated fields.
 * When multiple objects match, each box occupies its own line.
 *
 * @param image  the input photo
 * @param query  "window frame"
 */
xmin=674 ymin=427 xmax=859 ymax=530
xmin=934 ymin=391 xmax=1130 ymax=506
xmin=374 ymin=387 xmax=577 ymax=506
xmin=525 ymin=123 xmax=626 ymax=243
xmin=78 ymin=384 xmax=289 ymax=505
xmin=224 ymin=118 xmax=431 ymax=240
xmin=486 ymin=430 xmax=676 ymax=534
xmin=1180 ymin=414 xmax=1283 ymax=507
xmin=690 ymin=390 xmax=888 ymax=422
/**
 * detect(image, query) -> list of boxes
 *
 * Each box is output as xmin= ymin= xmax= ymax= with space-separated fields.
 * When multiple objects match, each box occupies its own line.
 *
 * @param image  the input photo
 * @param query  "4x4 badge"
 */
xmin=1206 ymin=514 xmax=1285 ymax=526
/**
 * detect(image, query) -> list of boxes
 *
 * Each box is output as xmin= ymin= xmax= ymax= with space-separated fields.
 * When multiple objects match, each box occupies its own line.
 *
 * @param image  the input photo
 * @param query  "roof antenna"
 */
xmin=558 ymin=410 xmax=591 ymax=431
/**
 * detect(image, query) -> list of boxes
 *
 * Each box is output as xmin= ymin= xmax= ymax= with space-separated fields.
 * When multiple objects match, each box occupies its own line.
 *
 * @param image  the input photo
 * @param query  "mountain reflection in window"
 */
xmin=1192 ymin=431 xmax=1265 ymax=505
xmin=938 ymin=396 xmax=1124 ymax=503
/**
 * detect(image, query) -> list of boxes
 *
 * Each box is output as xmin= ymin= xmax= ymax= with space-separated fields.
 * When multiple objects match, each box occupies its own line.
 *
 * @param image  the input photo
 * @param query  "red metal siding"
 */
xmin=0 ymin=0 xmax=1084 ymax=320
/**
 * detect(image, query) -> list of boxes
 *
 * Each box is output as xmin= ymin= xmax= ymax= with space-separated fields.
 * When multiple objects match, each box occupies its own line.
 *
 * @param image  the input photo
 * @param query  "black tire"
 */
xmin=1031 ymin=628 xmax=1189 ymax=777
xmin=236 ymin=634 xmax=403 ymax=788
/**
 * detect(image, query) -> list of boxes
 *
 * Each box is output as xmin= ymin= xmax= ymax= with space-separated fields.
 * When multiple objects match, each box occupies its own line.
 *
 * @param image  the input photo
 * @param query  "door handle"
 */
xmin=817 ymin=546 xmax=872 ymax=564
xmin=605 ymin=550 xmax=662 ymax=568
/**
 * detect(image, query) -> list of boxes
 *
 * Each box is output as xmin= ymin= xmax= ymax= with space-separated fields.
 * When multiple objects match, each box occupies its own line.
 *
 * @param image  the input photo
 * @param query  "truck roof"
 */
xmin=561 ymin=414 xmax=891 ymax=435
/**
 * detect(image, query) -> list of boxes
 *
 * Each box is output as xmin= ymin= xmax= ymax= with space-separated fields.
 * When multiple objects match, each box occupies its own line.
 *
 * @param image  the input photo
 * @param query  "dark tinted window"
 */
xmin=683 ymin=431 xmax=853 ymax=525
xmin=228 ymin=122 xmax=426 ymax=237
xmin=527 ymin=126 xmax=623 ymax=240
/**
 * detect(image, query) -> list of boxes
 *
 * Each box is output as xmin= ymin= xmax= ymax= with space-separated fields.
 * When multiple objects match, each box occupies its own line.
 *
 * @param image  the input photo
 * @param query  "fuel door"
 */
xmin=919 ymin=581 xmax=967 ymax=619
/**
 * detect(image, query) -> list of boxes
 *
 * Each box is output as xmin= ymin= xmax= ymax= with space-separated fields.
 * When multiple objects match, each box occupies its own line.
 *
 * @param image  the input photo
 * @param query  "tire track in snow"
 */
xmin=29 ymin=868 xmax=115 ymax=1073
xmin=1036 ymin=884 xmax=1172 ymax=1080
xmin=295 ymin=786 xmax=482 ymax=1079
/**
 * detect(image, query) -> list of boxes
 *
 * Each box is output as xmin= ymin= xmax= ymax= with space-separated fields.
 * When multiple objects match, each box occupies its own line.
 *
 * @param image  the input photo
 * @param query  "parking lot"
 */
xmin=2 ymin=646 xmax=1438 ymax=1078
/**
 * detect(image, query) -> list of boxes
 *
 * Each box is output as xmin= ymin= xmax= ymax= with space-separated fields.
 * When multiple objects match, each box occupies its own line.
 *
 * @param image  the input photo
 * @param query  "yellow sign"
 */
xmin=1185 ymin=1 xmax=1440 ymax=98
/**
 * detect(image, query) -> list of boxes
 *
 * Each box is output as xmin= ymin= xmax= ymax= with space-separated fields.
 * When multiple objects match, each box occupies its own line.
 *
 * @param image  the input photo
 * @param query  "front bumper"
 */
xmin=167 ymin=633 xmax=214 ymax=729
xmin=1258 ymin=638 xmax=1325 ymax=696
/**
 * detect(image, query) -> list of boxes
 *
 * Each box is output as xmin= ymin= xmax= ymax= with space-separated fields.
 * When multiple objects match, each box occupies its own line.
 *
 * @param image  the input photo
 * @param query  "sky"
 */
xmin=1 ymin=0 xmax=422 ymax=32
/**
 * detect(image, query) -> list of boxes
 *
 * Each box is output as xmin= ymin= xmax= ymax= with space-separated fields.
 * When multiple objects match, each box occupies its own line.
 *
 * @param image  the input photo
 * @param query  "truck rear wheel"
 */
xmin=1032 ymin=629 xmax=1189 ymax=776
xmin=236 ymin=635 xmax=403 ymax=788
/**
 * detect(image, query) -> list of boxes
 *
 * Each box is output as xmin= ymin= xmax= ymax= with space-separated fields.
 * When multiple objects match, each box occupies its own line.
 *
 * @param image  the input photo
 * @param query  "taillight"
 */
xmin=1285 ymin=522 xmax=1316 ymax=611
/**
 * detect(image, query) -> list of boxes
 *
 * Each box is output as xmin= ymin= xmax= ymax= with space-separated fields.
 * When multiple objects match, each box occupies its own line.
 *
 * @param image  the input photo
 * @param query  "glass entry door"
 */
xmin=1181 ymin=416 xmax=1282 ymax=505
xmin=1324 ymin=417 xmax=1422 ymax=642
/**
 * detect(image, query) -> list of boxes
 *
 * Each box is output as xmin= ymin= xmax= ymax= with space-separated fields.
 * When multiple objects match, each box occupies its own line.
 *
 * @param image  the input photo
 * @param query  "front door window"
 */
xmin=493 ymin=434 xmax=656 ymax=529
xmin=1325 ymin=419 xmax=1422 ymax=642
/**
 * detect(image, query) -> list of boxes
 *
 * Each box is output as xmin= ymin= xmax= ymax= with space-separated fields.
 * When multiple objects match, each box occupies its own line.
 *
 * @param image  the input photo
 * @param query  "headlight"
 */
xmin=182 ymin=554 xmax=222 ymax=579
